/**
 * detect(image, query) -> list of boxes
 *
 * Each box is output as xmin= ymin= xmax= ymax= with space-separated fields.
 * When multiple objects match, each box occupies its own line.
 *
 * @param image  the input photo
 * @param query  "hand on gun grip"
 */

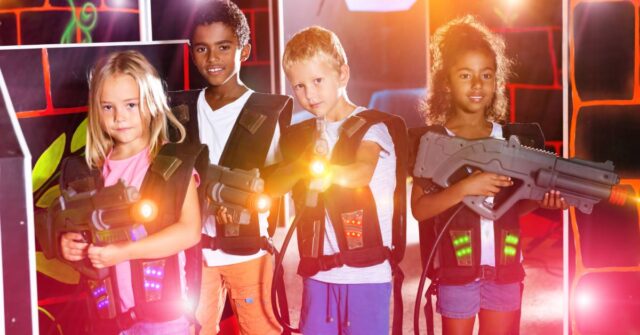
xmin=206 ymin=165 xmax=271 ymax=227
xmin=214 ymin=206 xmax=235 ymax=225
xmin=60 ymin=232 xmax=89 ymax=262
xmin=460 ymin=171 xmax=513 ymax=198
xmin=538 ymin=190 xmax=568 ymax=210
xmin=87 ymin=242 xmax=128 ymax=269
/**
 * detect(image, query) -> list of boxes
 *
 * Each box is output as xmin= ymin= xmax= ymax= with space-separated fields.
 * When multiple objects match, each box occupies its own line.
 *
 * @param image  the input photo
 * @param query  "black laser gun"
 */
xmin=205 ymin=165 xmax=271 ymax=236
xmin=413 ymin=132 xmax=629 ymax=220
xmin=35 ymin=179 xmax=157 ymax=279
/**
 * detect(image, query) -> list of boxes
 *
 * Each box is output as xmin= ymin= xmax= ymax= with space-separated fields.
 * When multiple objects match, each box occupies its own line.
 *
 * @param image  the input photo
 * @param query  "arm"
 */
xmin=264 ymin=159 xmax=307 ymax=197
xmin=329 ymin=140 xmax=381 ymax=188
xmin=88 ymin=175 xmax=201 ymax=268
xmin=411 ymin=172 xmax=513 ymax=221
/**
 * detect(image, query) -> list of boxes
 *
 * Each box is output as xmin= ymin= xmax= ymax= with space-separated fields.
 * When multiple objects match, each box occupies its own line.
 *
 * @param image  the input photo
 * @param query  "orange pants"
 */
xmin=195 ymin=254 xmax=281 ymax=335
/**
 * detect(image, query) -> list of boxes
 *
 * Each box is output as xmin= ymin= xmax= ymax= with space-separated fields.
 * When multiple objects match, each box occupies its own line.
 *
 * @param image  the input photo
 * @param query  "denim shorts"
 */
xmin=436 ymin=279 xmax=522 ymax=319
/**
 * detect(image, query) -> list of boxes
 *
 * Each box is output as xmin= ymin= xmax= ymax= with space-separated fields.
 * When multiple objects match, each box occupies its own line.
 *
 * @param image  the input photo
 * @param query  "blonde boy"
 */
xmin=271 ymin=26 xmax=407 ymax=334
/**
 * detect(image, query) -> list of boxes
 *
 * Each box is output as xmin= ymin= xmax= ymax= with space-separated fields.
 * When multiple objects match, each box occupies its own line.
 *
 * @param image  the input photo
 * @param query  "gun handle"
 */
xmin=463 ymin=189 xmax=525 ymax=221
xmin=69 ymin=259 xmax=110 ymax=280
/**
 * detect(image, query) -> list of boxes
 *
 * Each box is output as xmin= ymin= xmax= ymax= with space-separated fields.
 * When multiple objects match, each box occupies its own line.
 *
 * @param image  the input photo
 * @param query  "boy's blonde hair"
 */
xmin=86 ymin=50 xmax=185 ymax=168
xmin=282 ymin=26 xmax=348 ymax=73
xmin=424 ymin=15 xmax=512 ymax=125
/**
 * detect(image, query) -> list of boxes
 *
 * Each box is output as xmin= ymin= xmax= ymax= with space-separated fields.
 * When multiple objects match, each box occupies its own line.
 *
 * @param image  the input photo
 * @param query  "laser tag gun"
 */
xmin=205 ymin=164 xmax=271 ymax=236
xmin=306 ymin=117 xmax=330 ymax=207
xmin=35 ymin=179 xmax=157 ymax=280
xmin=413 ymin=132 xmax=629 ymax=220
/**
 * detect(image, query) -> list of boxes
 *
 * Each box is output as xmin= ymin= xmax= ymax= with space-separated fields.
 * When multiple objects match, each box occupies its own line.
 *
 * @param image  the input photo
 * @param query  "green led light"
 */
xmin=455 ymin=246 xmax=472 ymax=258
xmin=453 ymin=235 xmax=470 ymax=247
xmin=504 ymin=246 xmax=516 ymax=256
xmin=505 ymin=235 xmax=519 ymax=245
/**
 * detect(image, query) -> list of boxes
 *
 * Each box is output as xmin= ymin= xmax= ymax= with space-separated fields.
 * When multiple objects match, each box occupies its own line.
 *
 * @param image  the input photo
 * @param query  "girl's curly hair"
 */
xmin=423 ymin=15 xmax=512 ymax=125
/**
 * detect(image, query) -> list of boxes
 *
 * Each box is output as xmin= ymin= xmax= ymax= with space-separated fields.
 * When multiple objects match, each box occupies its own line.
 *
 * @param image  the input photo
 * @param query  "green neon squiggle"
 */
xmin=60 ymin=0 xmax=98 ymax=44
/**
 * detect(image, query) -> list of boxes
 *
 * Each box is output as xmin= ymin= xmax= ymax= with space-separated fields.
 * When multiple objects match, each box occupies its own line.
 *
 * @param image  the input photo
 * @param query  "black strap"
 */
xmin=332 ymin=110 xmax=408 ymax=265
xmin=391 ymin=261 xmax=405 ymax=335
xmin=200 ymin=234 xmax=276 ymax=254
xmin=219 ymin=92 xmax=292 ymax=170
xmin=425 ymin=281 xmax=437 ymax=335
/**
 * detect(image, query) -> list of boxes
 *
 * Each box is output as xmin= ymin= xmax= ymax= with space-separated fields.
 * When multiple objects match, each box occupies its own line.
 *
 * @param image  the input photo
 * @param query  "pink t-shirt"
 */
xmin=102 ymin=147 xmax=151 ymax=311
xmin=101 ymin=147 xmax=197 ymax=311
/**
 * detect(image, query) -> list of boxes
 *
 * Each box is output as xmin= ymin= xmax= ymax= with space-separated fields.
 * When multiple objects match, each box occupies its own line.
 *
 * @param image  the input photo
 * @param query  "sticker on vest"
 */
xmin=88 ymin=277 xmax=117 ymax=319
xmin=341 ymin=209 xmax=364 ymax=250
xmin=449 ymin=230 xmax=473 ymax=266
xmin=142 ymin=259 xmax=166 ymax=302
xmin=500 ymin=229 xmax=520 ymax=265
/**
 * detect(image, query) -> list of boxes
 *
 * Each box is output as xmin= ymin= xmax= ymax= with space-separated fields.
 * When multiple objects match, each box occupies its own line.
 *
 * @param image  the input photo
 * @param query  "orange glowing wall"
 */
xmin=570 ymin=0 xmax=640 ymax=333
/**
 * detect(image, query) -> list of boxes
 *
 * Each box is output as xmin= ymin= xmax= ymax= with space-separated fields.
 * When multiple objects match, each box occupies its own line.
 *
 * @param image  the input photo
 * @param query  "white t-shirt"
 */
xmin=197 ymin=89 xmax=281 ymax=266
xmin=311 ymin=106 xmax=397 ymax=284
xmin=445 ymin=122 xmax=503 ymax=266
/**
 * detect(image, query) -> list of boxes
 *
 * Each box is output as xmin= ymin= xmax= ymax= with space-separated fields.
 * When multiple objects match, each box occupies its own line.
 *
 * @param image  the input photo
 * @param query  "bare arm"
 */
xmin=329 ymin=140 xmax=381 ymax=189
xmin=264 ymin=159 xmax=307 ymax=197
xmin=88 ymin=176 xmax=201 ymax=268
xmin=411 ymin=172 xmax=513 ymax=221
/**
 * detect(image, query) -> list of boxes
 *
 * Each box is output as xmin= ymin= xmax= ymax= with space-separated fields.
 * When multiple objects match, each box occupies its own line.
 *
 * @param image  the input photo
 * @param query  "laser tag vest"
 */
xmin=281 ymin=110 xmax=408 ymax=278
xmin=410 ymin=123 xmax=546 ymax=285
xmin=169 ymin=90 xmax=293 ymax=255
xmin=59 ymin=142 xmax=209 ymax=333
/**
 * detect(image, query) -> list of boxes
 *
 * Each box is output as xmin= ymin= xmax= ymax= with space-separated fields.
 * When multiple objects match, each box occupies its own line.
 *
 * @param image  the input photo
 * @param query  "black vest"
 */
xmin=281 ymin=110 xmax=408 ymax=276
xmin=60 ymin=142 xmax=209 ymax=332
xmin=410 ymin=123 xmax=545 ymax=284
xmin=168 ymin=90 xmax=293 ymax=255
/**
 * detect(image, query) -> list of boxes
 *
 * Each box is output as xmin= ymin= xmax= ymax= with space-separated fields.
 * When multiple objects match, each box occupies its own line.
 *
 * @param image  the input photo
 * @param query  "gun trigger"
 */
xmin=80 ymin=231 xmax=90 ymax=243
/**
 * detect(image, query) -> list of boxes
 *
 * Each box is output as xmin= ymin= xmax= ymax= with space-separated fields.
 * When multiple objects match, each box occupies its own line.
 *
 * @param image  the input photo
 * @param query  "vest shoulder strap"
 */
xmin=333 ymin=109 xmax=409 ymax=265
xmin=141 ymin=142 xmax=209 ymax=234
xmin=219 ymin=93 xmax=293 ymax=170
xmin=280 ymin=117 xmax=316 ymax=164
xmin=167 ymin=90 xmax=201 ymax=145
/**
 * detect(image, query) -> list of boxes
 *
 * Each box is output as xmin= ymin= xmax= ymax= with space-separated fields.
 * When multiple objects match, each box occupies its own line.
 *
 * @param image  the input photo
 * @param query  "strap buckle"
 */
xmin=318 ymin=254 xmax=343 ymax=271
xmin=479 ymin=265 xmax=497 ymax=281
xmin=115 ymin=308 xmax=138 ymax=331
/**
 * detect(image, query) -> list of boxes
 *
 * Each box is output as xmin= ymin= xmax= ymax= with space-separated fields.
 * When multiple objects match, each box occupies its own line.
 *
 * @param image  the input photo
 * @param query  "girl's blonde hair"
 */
xmin=282 ymin=26 xmax=348 ymax=74
xmin=85 ymin=50 xmax=185 ymax=168
xmin=424 ymin=15 xmax=512 ymax=125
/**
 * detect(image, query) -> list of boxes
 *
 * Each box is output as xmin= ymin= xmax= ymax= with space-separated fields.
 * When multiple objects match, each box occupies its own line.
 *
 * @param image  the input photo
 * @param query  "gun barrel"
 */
xmin=536 ymin=169 xmax=613 ymax=201
xmin=95 ymin=199 xmax=157 ymax=230
xmin=208 ymin=165 xmax=264 ymax=193
xmin=209 ymin=182 xmax=269 ymax=212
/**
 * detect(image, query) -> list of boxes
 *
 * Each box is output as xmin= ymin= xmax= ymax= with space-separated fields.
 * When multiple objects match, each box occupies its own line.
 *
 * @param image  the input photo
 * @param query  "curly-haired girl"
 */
xmin=412 ymin=16 xmax=566 ymax=335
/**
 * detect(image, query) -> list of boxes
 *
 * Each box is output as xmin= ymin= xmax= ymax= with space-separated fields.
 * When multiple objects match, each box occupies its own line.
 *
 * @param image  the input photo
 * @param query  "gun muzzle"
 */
xmin=608 ymin=185 xmax=631 ymax=206
xmin=309 ymin=159 xmax=327 ymax=177
xmin=97 ymin=199 xmax=158 ymax=229
xmin=209 ymin=183 xmax=271 ymax=213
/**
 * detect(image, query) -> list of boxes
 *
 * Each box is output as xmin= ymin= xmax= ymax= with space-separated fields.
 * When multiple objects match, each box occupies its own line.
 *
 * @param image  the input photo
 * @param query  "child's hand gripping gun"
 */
xmin=35 ymin=179 xmax=157 ymax=279
xmin=306 ymin=117 xmax=330 ymax=207
xmin=205 ymin=164 xmax=271 ymax=237
xmin=413 ymin=132 xmax=630 ymax=220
